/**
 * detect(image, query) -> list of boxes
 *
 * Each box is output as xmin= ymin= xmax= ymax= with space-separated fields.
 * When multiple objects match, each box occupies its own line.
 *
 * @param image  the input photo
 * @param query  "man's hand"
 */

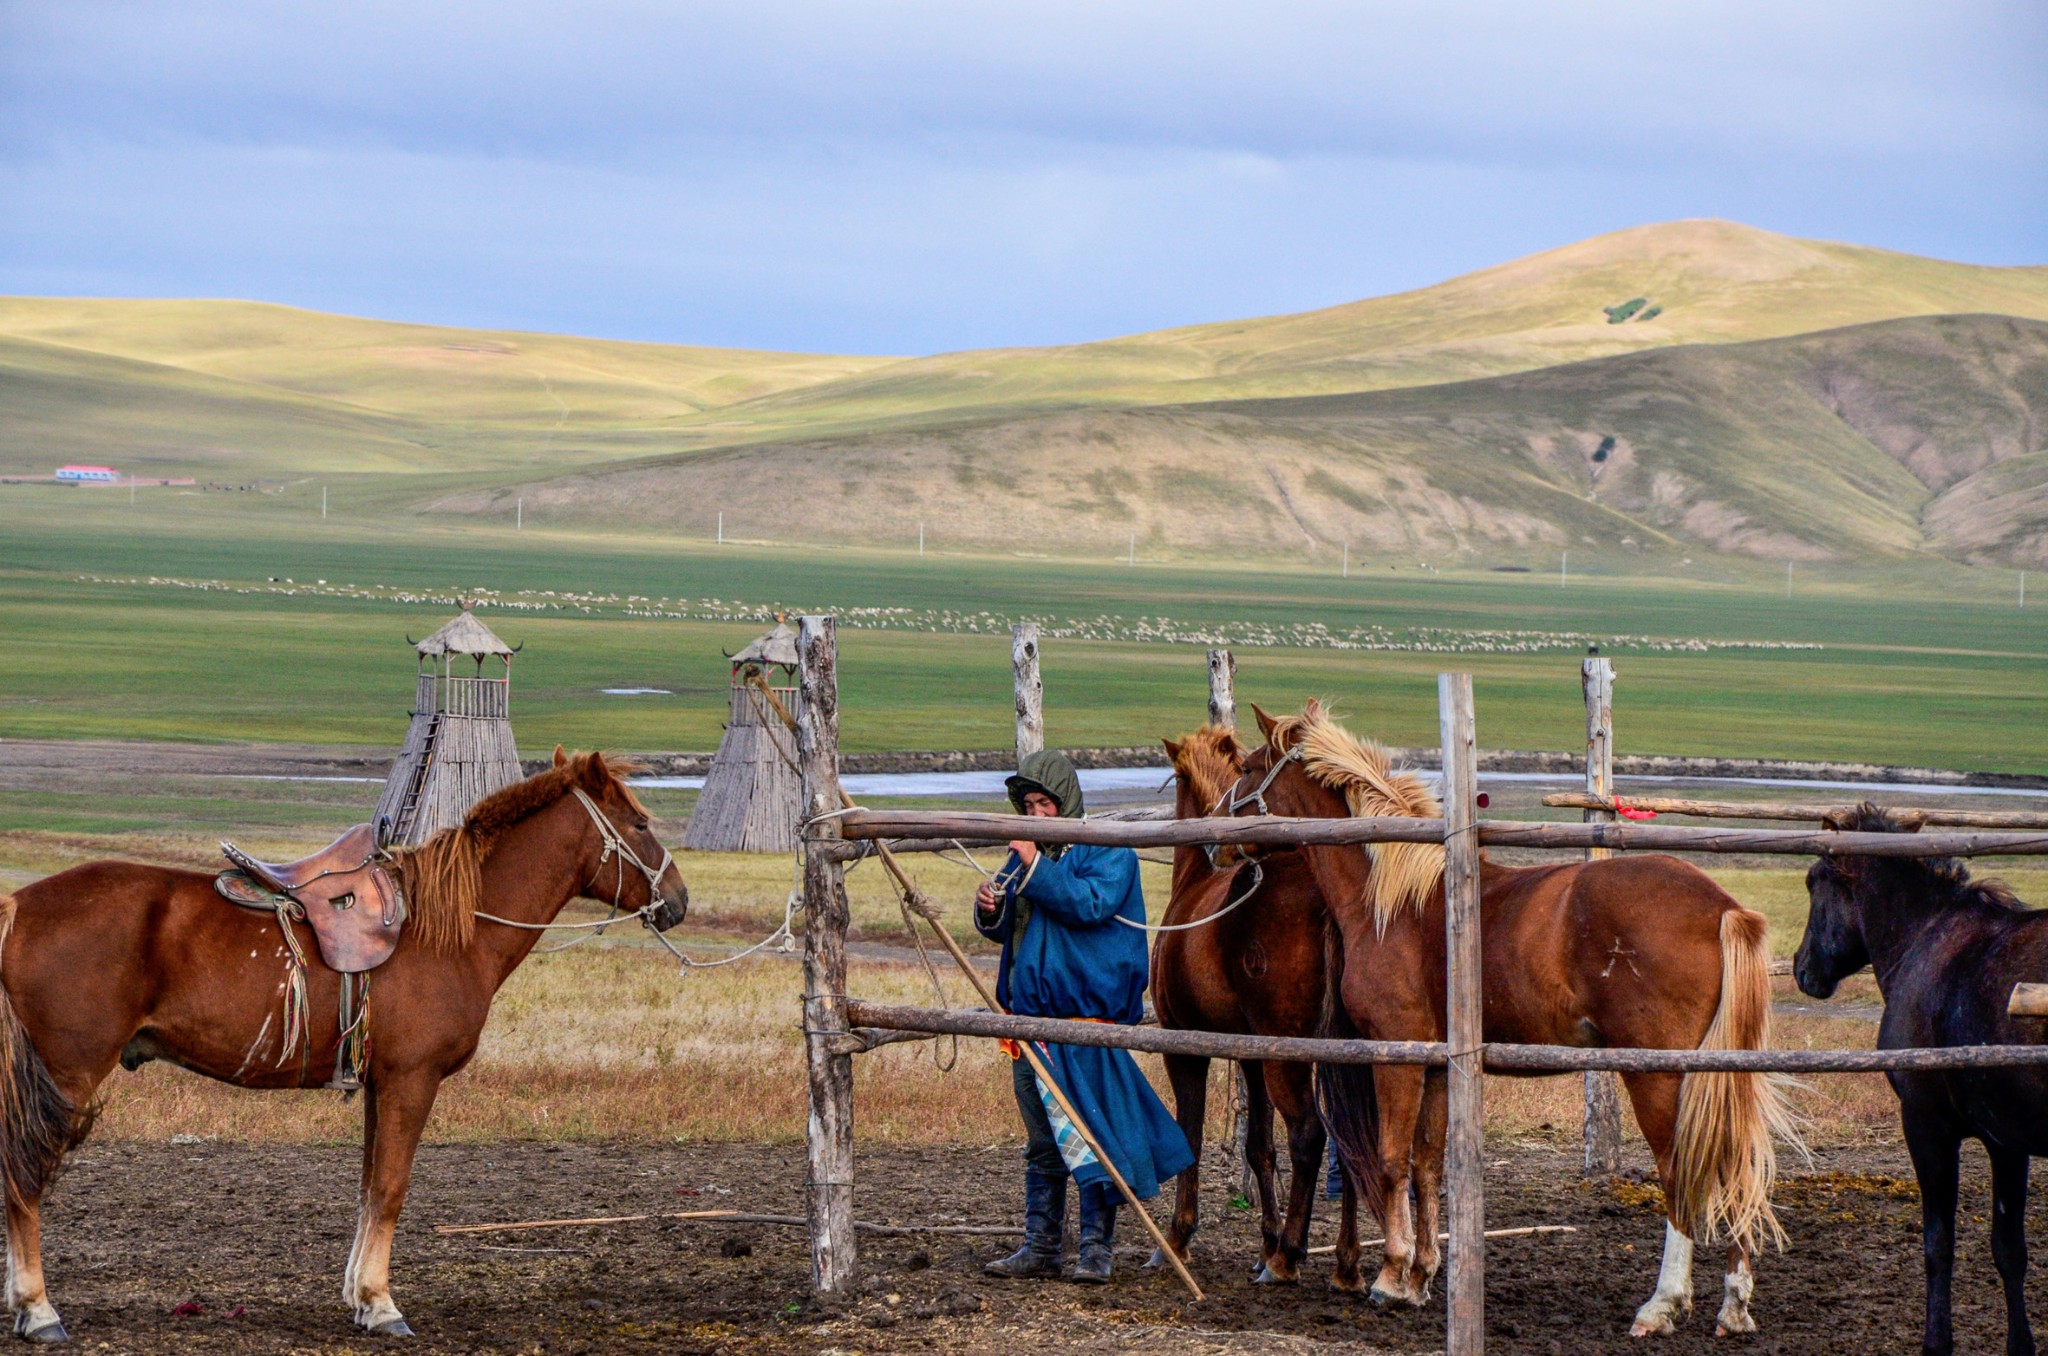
xmin=1009 ymin=839 xmax=1039 ymax=867
xmin=975 ymin=880 xmax=999 ymax=917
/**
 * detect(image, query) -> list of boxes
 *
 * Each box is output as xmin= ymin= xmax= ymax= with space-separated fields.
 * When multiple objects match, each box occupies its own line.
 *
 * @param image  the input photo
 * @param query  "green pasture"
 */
xmin=1 ymin=490 xmax=2043 ymax=770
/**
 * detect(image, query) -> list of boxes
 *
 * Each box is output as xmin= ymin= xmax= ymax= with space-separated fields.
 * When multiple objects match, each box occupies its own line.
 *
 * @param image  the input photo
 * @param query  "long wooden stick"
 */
xmin=1543 ymin=791 xmax=2048 ymax=831
xmin=864 ymin=827 xmax=1206 ymax=1301
xmin=439 ymin=1210 xmax=1019 ymax=1238
xmin=835 ymin=809 xmax=2048 ymax=858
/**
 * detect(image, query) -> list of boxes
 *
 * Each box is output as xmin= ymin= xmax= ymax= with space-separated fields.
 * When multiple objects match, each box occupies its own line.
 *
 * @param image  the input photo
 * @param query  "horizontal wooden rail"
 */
xmin=844 ymin=1001 xmax=2048 ymax=1073
xmin=832 ymin=810 xmax=2048 ymax=858
xmin=1542 ymin=791 xmax=2048 ymax=831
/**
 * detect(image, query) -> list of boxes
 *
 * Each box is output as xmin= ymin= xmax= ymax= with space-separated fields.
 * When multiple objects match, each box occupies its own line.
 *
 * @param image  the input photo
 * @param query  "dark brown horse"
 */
xmin=1149 ymin=726 xmax=1362 ymax=1289
xmin=0 ymin=751 xmax=686 ymax=1341
xmin=1229 ymin=702 xmax=1802 ymax=1338
xmin=1797 ymin=806 xmax=2048 ymax=1356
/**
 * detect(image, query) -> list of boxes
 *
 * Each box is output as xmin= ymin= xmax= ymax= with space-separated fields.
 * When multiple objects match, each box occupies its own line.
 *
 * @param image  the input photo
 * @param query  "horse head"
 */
xmin=553 ymin=747 xmax=689 ymax=932
xmin=1794 ymin=803 xmax=1894 ymax=998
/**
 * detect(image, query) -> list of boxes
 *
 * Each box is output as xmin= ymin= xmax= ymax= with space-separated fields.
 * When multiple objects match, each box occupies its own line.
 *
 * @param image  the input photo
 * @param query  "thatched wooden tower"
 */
xmin=374 ymin=604 xmax=523 ymax=847
xmin=681 ymin=621 xmax=803 ymax=852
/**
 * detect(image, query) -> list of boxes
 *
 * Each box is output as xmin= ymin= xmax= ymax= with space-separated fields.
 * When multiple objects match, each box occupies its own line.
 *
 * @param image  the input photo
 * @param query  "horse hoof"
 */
xmin=1629 ymin=1317 xmax=1675 ymax=1339
xmin=370 ymin=1319 xmax=414 ymax=1338
xmin=19 ymin=1322 xmax=68 ymax=1344
xmin=1368 ymin=1283 xmax=1405 ymax=1310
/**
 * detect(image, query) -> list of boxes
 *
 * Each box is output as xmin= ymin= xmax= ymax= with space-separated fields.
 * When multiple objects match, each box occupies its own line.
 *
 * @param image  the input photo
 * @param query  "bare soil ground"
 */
xmin=31 ymin=1137 xmax=2033 ymax=1356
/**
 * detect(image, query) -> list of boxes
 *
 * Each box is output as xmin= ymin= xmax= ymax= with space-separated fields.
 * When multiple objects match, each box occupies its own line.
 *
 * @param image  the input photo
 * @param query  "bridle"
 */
xmin=474 ymin=785 xmax=680 ymax=938
xmin=1218 ymin=743 xmax=1303 ymax=819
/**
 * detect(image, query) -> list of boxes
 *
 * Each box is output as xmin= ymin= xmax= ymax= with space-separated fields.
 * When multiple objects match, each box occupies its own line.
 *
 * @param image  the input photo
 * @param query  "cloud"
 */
xmin=1 ymin=1 xmax=2041 ymax=352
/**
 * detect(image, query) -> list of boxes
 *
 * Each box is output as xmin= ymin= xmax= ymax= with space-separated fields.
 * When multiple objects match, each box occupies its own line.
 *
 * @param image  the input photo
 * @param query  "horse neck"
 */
xmin=1170 ymin=773 xmax=1219 ymax=896
xmin=468 ymin=795 xmax=601 ymax=984
xmin=1853 ymin=861 xmax=1975 ymax=992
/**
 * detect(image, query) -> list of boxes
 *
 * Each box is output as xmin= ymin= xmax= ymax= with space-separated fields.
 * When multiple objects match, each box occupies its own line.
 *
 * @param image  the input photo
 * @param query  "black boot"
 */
xmin=1072 ymin=1182 xmax=1117 ymax=1284
xmin=985 ymin=1169 xmax=1067 ymax=1278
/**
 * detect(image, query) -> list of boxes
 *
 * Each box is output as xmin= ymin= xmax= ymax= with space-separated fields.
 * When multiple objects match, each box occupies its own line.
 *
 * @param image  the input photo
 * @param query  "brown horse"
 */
xmin=1228 ymin=702 xmax=1802 ymax=1338
xmin=1150 ymin=726 xmax=1362 ymax=1289
xmin=0 ymin=750 xmax=686 ymax=1341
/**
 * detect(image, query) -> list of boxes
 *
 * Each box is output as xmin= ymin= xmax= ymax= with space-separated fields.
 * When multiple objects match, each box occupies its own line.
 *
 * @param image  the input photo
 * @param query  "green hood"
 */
xmin=1006 ymin=749 xmax=1084 ymax=818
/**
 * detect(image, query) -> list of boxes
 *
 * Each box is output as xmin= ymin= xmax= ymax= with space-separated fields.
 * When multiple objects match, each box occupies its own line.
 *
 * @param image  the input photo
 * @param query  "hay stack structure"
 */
xmin=681 ymin=621 xmax=803 ymax=852
xmin=374 ymin=604 xmax=523 ymax=847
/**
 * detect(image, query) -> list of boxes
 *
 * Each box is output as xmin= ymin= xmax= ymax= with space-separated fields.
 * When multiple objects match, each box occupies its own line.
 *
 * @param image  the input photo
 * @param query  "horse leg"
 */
xmin=1241 ymin=1061 xmax=1286 ymax=1280
xmin=1620 ymin=1071 xmax=1694 ymax=1338
xmin=1406 ymin=1067 xmax=1447 ymax=1301
xmin=6 ymin=1194 xmax=63 ymax=1343
xmin=1903 ymin=1117 xmax=1960 ymax=1356
xmin=345 ymin=1070 xmax=442 ymax=1336
xmin=1989 ymin=1143 xmax=2033 ymax=1356
xmin=1262 ymin=1061 xmax=1323 ymax=1284
xmin=1150 ymin=1052 xmax=1208 ymax=1269
xmin=1714 ymin=1239 xmax=1756 ymax=1336
xmin=1331 ymin=1164 xmax=1364 ymax=1294
xmin=1366 ymin=1063 xmax=1425 ymax=1308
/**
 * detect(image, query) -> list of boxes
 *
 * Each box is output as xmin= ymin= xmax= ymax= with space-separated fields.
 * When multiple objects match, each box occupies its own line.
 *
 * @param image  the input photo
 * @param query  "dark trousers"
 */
xmin=1011 ymin=1056 xmax=1068 ymax=1177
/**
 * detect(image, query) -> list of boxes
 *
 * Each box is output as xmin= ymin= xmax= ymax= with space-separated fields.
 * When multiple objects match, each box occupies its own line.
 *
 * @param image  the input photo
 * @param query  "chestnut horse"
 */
xmin=1797 ymin=806 xmax=2048 ymax=1356
xmin=0 ymin=751 xmax=686 ymax=1341
xmin=1228 ymin=702 xmax=1802 ymax=1338
xmin=1149 ymin=726 xmax=1362 ymax=1288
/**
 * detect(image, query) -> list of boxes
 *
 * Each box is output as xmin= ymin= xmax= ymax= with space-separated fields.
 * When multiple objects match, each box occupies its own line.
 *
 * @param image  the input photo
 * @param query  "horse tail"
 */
xmin=1313 ymin=915 xmax=1385 ymax=1221
xmin=0 ymin=895 xmax=89 ymax=1210
xmin=1668 ymin=905 xmax=1803 ymax=1254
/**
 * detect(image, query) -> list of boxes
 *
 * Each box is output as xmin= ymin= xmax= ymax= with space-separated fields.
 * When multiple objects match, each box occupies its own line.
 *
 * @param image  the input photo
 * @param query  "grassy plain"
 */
xmin=2 ymin=491 xmax=2044 ymax=769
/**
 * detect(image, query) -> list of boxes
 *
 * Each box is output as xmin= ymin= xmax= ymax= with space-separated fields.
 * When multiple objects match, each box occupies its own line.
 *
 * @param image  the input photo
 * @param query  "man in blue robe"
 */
xmin=974 ymin=749 xmax=1194 ymax=1284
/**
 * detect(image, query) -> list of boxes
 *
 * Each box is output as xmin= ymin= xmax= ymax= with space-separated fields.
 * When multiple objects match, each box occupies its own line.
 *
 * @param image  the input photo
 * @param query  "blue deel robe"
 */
xmin=975 ymin=841 xmax=1194 ymax=1198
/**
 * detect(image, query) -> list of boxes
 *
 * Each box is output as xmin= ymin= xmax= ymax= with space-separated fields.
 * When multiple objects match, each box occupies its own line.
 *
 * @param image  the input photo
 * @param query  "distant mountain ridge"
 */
xmin=3 ymin=220 xmax=2045 ymax=565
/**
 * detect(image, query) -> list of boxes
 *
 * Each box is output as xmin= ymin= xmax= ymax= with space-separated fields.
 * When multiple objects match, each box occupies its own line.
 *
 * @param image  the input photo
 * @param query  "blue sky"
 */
xmin=2 ymin=1 xmax=2042 ymax=355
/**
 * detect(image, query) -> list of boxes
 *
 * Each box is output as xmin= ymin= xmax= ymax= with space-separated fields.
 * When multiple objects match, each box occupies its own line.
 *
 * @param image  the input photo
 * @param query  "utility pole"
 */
xmin=322 ymin=485 xmax=328 ymax=519
xmin=918 ymin=521 xmax=924 ymax=558
xmin=1786 ymin=561 xmax=1793 ymax=598
xmin=2021 ymin=572 xmax=2027 ymax=608
xmin=718 ymin=511 xmax=724 ymax=545
xmin=1127 ymin=533 xmax=1135 ymax=567
xmin=1561 ymin=550 xmax=1567 ymax=586
xmin=516 ymin=498 xmax=522 ymax=532
xmin=1342 ymin=542 xmax=1349 ymax=578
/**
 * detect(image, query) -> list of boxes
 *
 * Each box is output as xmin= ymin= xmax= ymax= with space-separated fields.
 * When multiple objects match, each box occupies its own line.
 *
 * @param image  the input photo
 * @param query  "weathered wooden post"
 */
xmin=1013 ymin=623 xmax=1043 ymax=762
xmin=1205 ymin=647 xmax=1255 ymax=1196
xmin=798 ymin=615 xmax=857 ymax=1294
xmin=1206 ymin=648 xmax=1236 ymax=730
xmin=1439 ymin=672 xmax=1485 ymax=1355
xmin=1580 ymin=655 xmax=1623 ymax=1176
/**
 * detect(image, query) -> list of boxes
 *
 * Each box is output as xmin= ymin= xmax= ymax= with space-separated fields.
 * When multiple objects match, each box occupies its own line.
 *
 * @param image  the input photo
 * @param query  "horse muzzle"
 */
xmin=649 ymin=882 xmax=688 ymax=932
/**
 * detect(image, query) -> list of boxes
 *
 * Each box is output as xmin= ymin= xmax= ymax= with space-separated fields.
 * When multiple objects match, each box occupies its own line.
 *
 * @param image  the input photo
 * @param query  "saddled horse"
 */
xmin=1149 ymin=726 xmax=1361 ymax=1289
xmin=1227 ymin=702 xmax=1803 ymax=1337
xmin=0 ymin=750 xmax=686 ymax=1341
xmin=1796 ymin=805 xmax=2048 ymax=1356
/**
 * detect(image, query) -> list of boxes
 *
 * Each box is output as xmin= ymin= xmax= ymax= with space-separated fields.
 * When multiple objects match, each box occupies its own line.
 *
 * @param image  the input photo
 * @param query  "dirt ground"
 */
xmin=26 ymin=1136 xmax=2040 ymax=1356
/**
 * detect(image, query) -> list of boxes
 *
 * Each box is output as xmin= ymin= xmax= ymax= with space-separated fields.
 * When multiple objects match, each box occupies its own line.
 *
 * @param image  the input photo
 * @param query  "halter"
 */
xmin=1220 ymin=743 xmax=1304 ymax=818
xmin=570 ymin=785 xmax=676 ymax=908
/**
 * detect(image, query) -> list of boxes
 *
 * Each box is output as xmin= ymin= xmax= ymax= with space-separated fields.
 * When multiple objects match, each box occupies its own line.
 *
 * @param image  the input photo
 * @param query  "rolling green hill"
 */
xmin=3 ymin=220 xmax=2045 ymax=566
xmin=437 ymin=314 xmax=2048 ymax=567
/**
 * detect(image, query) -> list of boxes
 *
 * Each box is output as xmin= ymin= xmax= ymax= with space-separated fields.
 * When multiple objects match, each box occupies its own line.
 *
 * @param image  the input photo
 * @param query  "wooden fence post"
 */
xmin=1439 ymin=672 xmax=1486 ymax=1355
xmin=1204 ymin=647 xmax=1256 ymax=1196
xmin=1013 ymin=623 xmax=1043 ymax=762
xmin=1580 ymin=656 xmax=1623 ymax=1176
xmin=1206 ymin=648 xmax=1236 ymax=730
xmin=798 ymin=615 xmax=857 ymax=1294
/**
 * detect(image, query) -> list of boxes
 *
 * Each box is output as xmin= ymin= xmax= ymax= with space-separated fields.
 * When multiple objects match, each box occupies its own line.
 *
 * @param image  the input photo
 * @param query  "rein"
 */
xmin=474 ymin=786 xmax=675 ymax=946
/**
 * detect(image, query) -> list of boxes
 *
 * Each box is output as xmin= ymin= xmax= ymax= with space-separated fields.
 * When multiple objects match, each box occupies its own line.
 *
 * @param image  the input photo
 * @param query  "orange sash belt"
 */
xmin=1001 ymin=1016 xmax=1111 ymax=1061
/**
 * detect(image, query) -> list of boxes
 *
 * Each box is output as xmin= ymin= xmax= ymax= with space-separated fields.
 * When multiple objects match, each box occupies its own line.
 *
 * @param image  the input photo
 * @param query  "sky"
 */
xmin=2 ymin=1 xmax=2043 ymax=355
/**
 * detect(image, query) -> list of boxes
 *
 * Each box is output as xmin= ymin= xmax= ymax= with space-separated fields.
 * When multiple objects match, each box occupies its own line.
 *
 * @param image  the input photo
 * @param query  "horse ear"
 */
xmin=586 ymin=751 xmax=610 ymax=785
xmin=553 ymin=745 xmax=569 ymax=768
xmin=1161 ymin=737 xmax=1182 ymax=762
xmin=1250 ymin=703 xmax=1279 ymax=743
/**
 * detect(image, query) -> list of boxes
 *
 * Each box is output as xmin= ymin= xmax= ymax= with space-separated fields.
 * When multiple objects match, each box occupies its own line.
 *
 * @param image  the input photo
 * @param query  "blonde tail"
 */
xmin=1668 ymin=907 xmax=1805 ymax=1253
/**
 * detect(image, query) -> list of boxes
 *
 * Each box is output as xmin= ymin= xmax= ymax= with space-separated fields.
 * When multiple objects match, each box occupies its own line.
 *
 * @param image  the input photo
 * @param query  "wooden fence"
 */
xmin=786 ymin=615 xmax=2048 ymax=1355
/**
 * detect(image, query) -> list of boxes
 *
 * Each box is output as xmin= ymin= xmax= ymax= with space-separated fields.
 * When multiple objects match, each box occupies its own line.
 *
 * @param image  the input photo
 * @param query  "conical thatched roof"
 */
xmin=727 ymin=621 xmax=798 ymax=668
xmin=416 ymin=606 xmax=514 ymax=658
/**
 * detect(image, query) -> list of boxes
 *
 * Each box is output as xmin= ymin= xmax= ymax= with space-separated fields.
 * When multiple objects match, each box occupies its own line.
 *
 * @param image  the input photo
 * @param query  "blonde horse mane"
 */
xmin=394 ymin=752 xmax=647 ymax=955
xmin=1270 ymin=699 xmax=1444 ymax=932
xmin=1166 ymin=724 xmax=1246 ymax=812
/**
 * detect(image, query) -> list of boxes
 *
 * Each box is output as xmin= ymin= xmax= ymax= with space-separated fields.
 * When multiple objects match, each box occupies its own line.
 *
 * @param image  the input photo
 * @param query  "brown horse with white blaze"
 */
xmin=0 ymin=751 xmax=686 ymax=1341
xmin=1228 ymin=702 xmax=1803 ymax=1338
xmin=1150 ymin=725 xmax=1362 ymax=1288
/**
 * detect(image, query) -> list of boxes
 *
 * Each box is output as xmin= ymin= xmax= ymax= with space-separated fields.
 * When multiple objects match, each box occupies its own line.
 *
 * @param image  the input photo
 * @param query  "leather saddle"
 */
xmin=216 ymin=823 xmax=406 ymax=973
